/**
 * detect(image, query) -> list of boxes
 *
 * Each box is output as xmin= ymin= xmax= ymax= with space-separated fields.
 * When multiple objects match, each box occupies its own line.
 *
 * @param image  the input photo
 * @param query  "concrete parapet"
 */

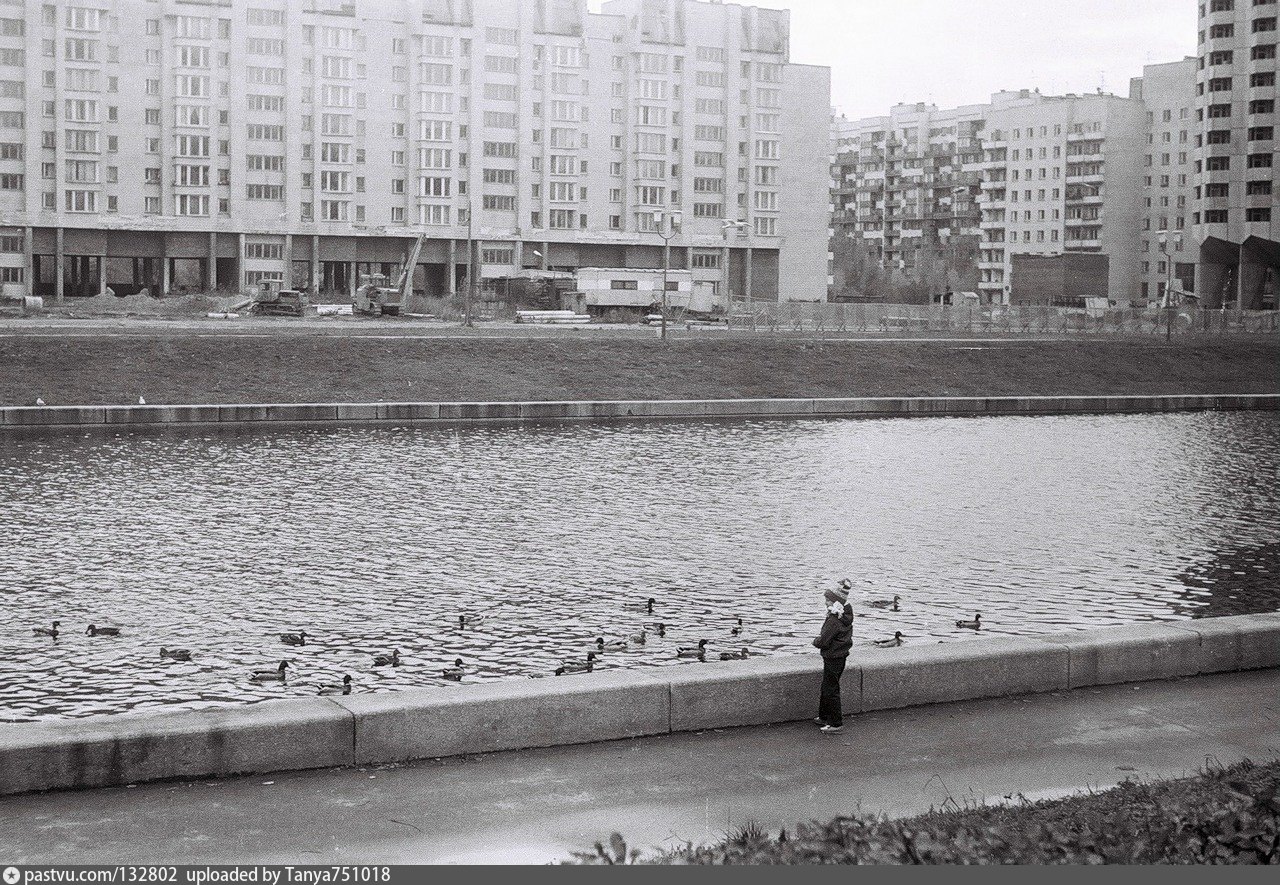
xmin=336 ymin=403 xmax=379 ymax=421
xmin=332 ymin=670 xmax=669 ymax=764
xmin=2 ymin=394 xmax=1277 ymax=430
xmin=665 ymin=655 xmax=844 ymax=732
xmin=0 ymin=699 xmax=352 ymax=795
xmin=265 ymin=404 xmax=339 ymax=422
xmin=103 ymin=405 xmax=223 ymax=425
xmin=2 ymin=615 xmax=1278 ymax=797
xmin=1 ymin=406 xmax=106 ymax=426
xmin=1170 ymin=613 xmax=1280 ymax=674
xmin=378 ymin=403 xmax=440 ymax=421
xmin=218 ymin=405 xmax=270 ymax=423
xmin=1040 ymin=623 xmax=1202 ymax=688
xmin=857 ymin=636 xmax=1070 ymax=711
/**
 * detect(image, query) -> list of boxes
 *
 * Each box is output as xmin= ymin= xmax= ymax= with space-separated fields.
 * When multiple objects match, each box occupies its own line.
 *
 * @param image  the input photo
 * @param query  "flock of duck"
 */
xmin=27 ymin=594 xmax=985 ymax=695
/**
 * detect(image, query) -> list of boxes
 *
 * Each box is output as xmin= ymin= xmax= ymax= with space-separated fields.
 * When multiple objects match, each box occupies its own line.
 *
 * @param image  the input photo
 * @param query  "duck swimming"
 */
xmin=873 ymin=631 xmax=905 ymax=648
xmin=555 ymin=652 xmax=597 ymax=676
xmin=649 ymin=622 xmax=667 ymax=638
xmin=250 ymin=661 xmax=289 ymax=682
xmin=373 ymin=649 xmax=401 ymax=667
xmin=718 ymin=647 xmax=751 ymax=660
xmin=318 ymin=675 xmax=352 ymax=696
xmin=32 ymin=621 xmax=60 ymax=638
xmin=441 ymin=658 xmax=467 ymax=681
xmin=955 ymin=613 xmax=982 ymax=630
xmin=86 ymin=624 xmax=120 ymax=637
xmin=279 ymin=630 xmax=308 ymax=646
xmin=629 ymin=629 xmax=647 ymax=645
xmin=595 ymin=636 xmax=628 ymax=653
xmin=625 ymin=597 xmax=657 ymax=614
xmin=160 ymin=647 xmax=192 ymax=662
xmin=869 ymin=595 xmax=901 ymax=612
xmin=676 ymin=639 xmax=709 ymax=658
xmin=458 ymin=613 xmax=487 ymax=629
xmin=730 ymin=617 xmax=744 ymax=636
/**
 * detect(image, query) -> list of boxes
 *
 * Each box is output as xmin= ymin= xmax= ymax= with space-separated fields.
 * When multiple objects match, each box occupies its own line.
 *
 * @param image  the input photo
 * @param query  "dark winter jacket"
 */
xmin=812 ymin=603 xmax=854 ymax=659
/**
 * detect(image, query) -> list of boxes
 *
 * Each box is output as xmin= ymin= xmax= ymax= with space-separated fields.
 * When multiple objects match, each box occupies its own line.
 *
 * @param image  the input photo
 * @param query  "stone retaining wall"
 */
xmin=2 ymin=614 xmax=1277 ymax=797
xmin=1 ymin=394 xmax=1277 ymax=430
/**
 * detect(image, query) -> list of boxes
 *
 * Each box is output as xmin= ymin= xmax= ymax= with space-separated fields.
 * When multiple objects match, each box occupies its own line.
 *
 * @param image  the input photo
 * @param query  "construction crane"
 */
xmin=354 ymin=232 xmax=426 ymax=317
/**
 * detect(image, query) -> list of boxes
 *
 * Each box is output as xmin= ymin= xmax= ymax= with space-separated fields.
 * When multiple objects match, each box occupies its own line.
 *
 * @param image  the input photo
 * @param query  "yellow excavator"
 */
xmin=354 ymin=232 xmax=425 ymax=317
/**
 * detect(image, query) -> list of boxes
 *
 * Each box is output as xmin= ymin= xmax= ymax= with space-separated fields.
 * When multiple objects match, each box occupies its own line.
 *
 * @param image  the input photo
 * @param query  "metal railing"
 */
xmin=722 ymin=303 xmax=1280 ymax=336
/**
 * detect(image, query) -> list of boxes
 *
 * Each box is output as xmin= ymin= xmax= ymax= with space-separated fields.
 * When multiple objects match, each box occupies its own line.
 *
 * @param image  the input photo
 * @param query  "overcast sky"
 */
xmin=593 ymin=0 xmax=1198 ymax=120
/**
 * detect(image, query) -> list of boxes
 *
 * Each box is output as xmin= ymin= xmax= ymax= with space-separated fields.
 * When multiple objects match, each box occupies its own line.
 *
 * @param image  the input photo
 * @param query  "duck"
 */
xmin=373 ymin=649 xmax=401 ymax=667
xmin=318 ymin=675 xmax=352 ymax=696
xmin=955 ymin=613 xmax=982 ymax=630
xmin=649 ymin=622 xmax=667 ymax=638
xmin=457 ymin=613 xmax=487 ymax=629
xmin=676 ymin=639 xmax=709 ymax=658
xmin=279 ymin=630 xmax=309 ymax=646
xmin=555 ymin=653 xmax=596 ymax=676
xmin=441 ymin=658 xmax=467 ymax=681
xmin=249 ymin=660 xmax=289 ymax=682
xmin=629 ymin=628 xmax=647 ymax=645
xmin=160 ymin=647 xmax=192 ymax=662
xmin=730 ymin=617 xmax=744 ymax=636
xmin=32 ymin=621 xmax=60 ymax=638
xmin=624 ymin=597 xmax=657 ymax=614
xmin=873 ymin=631 xmax=905 ymax=648
xmin=595 ymin=636 xmax=628 ymax=653
xmin=86 ymin=624 xmax=121 ymax=636
xmin=718 ymin=647 xmax=751 ymax=660
xmin=869 ymin=595 xmax=902 ymax=612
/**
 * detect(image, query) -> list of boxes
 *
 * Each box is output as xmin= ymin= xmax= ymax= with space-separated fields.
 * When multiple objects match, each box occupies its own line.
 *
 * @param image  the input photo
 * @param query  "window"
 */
xmin=246 ymin=184 xmax=284 ymax=200
xmin=482 ymin=195 xmax=515 ymax=211
xmin=175 ymin=194 xmax=210 ymax=216
xmin=754 ymin=217 xmax=776 ymax=236
xmin=419 ymin=204 xmax=450 ymax=225
xmin=1246 ymin=207 xmax=1272 ymax=222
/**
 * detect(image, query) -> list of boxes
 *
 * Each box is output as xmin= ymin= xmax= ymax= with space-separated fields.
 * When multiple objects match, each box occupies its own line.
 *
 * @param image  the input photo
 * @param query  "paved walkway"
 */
xmin=3 ymin=670 xmax=1277 ymax=865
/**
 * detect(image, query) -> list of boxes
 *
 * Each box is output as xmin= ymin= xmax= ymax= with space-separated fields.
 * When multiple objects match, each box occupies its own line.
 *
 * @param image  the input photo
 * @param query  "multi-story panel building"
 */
xmin=831 ymin=89 xmax=1146 ymax=306
xmin=1130 ymin=58 xmax=1199 ymax=306
xmin=0 ymin=0 xmax=831 ymax=305
xmin=1192 ymin=0 xmax=1279 ymax=309
xmin=831 ymin=102 xmax=985 ymax=298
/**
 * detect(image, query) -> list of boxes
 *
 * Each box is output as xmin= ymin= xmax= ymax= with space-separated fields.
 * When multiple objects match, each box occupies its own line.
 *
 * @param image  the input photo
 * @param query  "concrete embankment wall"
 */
xmin=1 ymin=393 xmax=1278 ymax=430
xmin=2 ymin=614 xmax=1278 ymax=797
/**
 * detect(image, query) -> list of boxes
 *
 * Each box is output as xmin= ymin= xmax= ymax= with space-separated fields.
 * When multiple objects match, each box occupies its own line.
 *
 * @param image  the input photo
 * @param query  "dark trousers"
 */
xmin=818 ymin=655 xmax=847 ymax=727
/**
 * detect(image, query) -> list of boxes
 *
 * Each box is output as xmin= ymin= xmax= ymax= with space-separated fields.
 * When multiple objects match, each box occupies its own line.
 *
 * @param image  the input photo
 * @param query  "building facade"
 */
xmin=1130 ymin=58 xmax=1199 ymax=305
xmin=831 ymin=102 xmax=985 ymax=299
xmin=1191 ymin=0 xmax=1279 ymax=309
xmin=0 ymin=0 xmax=831 ymax=305
xmin=832 ymin=90 xmax=1148 ymax=307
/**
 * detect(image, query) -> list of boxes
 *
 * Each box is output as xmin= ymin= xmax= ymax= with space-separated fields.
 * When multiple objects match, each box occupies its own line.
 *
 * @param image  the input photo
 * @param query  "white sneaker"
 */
xmin=819 ymin=724 xmax=844 ymax=734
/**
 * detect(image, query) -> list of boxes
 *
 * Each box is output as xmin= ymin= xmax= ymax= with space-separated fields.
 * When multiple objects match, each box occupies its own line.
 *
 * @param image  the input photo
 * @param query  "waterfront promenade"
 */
xmin=2 ymin=669 xmax=1275 ymax=864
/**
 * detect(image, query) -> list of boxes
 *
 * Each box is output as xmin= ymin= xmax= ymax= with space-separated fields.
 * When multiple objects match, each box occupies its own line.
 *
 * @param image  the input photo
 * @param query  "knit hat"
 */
xmin=825 ymin=585 xmax=849 ymax=604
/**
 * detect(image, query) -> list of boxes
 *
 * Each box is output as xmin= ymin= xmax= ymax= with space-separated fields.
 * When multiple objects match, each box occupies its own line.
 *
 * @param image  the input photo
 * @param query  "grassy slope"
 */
xmin=1 ymin=335 xmax=1278 ymax=406
xmin=569 ymin=758 xmax=1280 ymax=864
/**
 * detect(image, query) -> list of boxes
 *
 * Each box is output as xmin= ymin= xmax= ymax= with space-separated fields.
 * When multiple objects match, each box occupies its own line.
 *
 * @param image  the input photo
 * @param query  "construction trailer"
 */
xmin=1009 ymin=253 xmax=1111 ymax=309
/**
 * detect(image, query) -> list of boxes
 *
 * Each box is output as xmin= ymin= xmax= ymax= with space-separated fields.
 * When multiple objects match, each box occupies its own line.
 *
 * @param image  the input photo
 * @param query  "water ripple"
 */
xmin=1 ymin=411 xmax=1278 ymax=721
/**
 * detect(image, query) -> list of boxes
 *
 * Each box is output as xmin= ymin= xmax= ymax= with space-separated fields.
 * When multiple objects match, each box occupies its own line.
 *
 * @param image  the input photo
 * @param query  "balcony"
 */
xmin=1065 ymin=170 xmax=1104 ymax=184
xmin=1064 ymin=239 xmax=1102 ymax=250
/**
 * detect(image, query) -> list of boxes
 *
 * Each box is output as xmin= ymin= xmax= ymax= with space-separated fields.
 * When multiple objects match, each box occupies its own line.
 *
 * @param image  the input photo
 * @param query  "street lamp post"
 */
xmin=1157 ymin=229 xmax=1183 ymax=342
xmin=654 ymin=210 xmax=681 ymax=341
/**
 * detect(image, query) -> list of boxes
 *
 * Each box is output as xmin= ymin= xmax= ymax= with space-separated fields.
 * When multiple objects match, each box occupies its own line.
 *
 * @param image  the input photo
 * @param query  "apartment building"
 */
xmin=831 ymin=102 xmax=985 ymax=297
xmin=0 ymin=0 xmax=831 ymax=305
xmin=1192 ymin=0 xmax=1279 ymax=309
xmin=1130 ymin=58 xmax=1199 ymax=306
xmin=831 ymin=89 xmax=1147 ymax=306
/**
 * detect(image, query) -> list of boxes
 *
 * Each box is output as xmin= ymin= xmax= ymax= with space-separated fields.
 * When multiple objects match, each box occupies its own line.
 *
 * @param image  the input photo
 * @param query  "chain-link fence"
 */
xmin=722 ymin=303 xmax=1280 ymax=336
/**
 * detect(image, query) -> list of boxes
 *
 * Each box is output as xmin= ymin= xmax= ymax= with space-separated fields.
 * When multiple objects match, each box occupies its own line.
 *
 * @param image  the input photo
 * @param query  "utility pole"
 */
xmin=464 ymin=197 xmax=475 ymax=328
xmin=655 ymin=210 xmax=681 ymax=341
xmin=1157 ymin=229 xmax=1182 ymax=342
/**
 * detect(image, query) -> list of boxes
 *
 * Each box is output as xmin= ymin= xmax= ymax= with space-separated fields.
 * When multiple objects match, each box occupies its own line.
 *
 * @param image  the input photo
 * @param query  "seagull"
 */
xmin=138 ymin=396 xmax=146 ymax=405
xmin=34 ymin=397 xmax=45 ymax=406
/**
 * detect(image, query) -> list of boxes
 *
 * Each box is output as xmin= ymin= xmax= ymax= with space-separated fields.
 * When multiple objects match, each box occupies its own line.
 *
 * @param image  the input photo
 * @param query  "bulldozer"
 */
xmin=354 ymin=232 xmax=425 ymax=317
xmin=251 ymin=278 xmax=309 ymax=317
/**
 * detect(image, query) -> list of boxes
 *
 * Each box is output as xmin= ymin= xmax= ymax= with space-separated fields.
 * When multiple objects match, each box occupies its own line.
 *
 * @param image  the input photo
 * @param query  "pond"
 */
xmin=2 ymin=411 xmax=1278 ymax=721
